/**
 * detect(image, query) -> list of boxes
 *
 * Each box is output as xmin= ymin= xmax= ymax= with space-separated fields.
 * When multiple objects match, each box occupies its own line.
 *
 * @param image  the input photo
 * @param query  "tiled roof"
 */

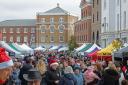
xmin=0 ymin=19 xmax=36 ymax=26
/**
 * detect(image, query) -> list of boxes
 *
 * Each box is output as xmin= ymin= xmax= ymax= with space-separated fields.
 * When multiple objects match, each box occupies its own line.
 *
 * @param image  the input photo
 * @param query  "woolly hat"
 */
xmin=49 ymin=60 xmax=59 ymax=67
xmin=0 ymin=48 xmax=13 ymax=69
xmin=64 ymin=66 xmax=74 ymax=74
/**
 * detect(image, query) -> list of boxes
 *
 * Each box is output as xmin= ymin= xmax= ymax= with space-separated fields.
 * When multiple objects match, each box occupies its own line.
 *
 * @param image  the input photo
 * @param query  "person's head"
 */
xmin=74 ymin=67 xmax=81 ymax=75
xmin=23 ymin=68 xmax=42 ymax=85
xmin=13 ymin=62 xmax=21 ymax=70
xmin=50 ymin=60 xmax=59 ymax=70
xmin=36 ymin=59 xmax=46 ymax=75
xmin=0 ymin=67 xmax=13 ymax=83
xmin=121 ymin=80 xmax=128 ymax=85
xmin=80 ymin=63 xmax=86 ymax=69
xmin=0 ymin=48 xmax=13 ymax=84
xmin=64 ymin=66 xmax=74 ymax=74
xmin=87 ymin=66 xmax=94 ymax=72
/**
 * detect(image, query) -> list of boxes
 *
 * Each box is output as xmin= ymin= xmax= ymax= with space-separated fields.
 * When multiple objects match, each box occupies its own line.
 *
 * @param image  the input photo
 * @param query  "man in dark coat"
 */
xmin=45 ymin=60 xmax=60 ymax=85
xmin=19 ymin=57 xmax=33 ymax=85
xmin=99 ymin=69 xmax=120 ymax=85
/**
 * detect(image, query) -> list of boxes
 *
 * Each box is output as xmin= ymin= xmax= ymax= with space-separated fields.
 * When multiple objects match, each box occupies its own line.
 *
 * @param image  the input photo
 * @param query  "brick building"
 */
xmin=36 ymin=4 xmax=78 ymax=47
xmin=0 ymin=19 xmax=36 ymax=48
xmin=91 ymin=0 xmax=101 ymax=44
xmin=74 ymin=0 xmax=92 ymax=45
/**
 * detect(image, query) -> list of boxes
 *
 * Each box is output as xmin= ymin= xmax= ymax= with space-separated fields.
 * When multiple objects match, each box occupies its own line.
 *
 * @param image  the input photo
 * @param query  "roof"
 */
xmin=38 ymin=4 xmax=69 ymax=15
xmin=0 ymin=19 xmax=36 ymax=26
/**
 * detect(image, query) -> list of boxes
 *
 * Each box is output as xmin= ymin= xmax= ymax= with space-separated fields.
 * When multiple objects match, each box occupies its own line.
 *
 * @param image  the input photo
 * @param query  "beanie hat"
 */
xmin=64 ymin=66 xmax=74 ymax=74
xmin=49 ymin=60 xmax=58 ymax=67
xmin=0 ymin=48 xmax=13 ymax=69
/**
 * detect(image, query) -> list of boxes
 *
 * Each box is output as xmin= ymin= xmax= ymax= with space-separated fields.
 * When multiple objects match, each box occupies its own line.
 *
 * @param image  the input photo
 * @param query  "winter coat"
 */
xmin=99 ymin=69 xmax=120 ymax=85
xmin=84 ymin=69 xmax=100 ymax=84
xmin=12 ymin=69 xmax=21 ymax=85
xmin=45 ymin=68 xmax=60 ymax=85
xmin=59 ymin=73 xmax=77 ymax=85
xmin=19 ymin=64 xmax=33 ymax=85
xmin=74 ymin=73 xmax=84 ymax=85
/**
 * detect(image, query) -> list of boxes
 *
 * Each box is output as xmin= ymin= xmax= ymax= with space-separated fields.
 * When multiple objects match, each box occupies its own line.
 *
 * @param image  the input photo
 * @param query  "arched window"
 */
xmin=59 ymin=25 xmax=64 ymax=33
xmin=93 ymin=32 xmax=95 ymax=41
xmin=97 ymin=31 xmax=99 ymax=40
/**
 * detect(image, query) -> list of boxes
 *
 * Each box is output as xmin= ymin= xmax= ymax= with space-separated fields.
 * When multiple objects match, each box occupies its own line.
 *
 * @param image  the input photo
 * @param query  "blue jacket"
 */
xmin=74 ymin=73 xmax=84 ymax=85
xmin=59 ymin=73 xmax=77 ymax=85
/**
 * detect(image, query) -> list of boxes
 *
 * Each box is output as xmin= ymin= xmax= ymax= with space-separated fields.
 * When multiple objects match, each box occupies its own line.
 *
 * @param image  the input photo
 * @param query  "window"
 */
xmin=93 ymin=32 xmax=95 ymax=41
xmin=59 ymin=17 xmax=64 ymax=23
xmin=97 ymin=0 xmax=99 ymax=5
xmin=50 ymin=25 xmax=55 ymax=33
xmin=3 ymin=28 xmax=6 ymax=33
xmin=41 ymin=18 xmax=45 ymax=23
xmin=97 ymin=11 xmax=99 ymax=21
xmin=31 ymin=28 xmax=35 ymax=33
xmin=24 ymin=36 xmax=28 ymax=42
xmin=50 ymin=17 xmax=54 ymax=23
xmin=59 ymin=35 xmax=64 ymax=42
xmin=50 ymin=35 xmax=54 ymax=42
xmin=24 ymin=28 xmax=28 ymax=33
xmin=117 ymin=14 xmax=120 ymax=31
xmin=59 ymin=25 xmax=64 ymax=33
xmin=93 ymin=14 xmax=95 ymax=23
xmin=10 ymin=36 xmax=13 ymax=42
xmin=93 ymin=0 xmax=94 ymax=8
xmin=123 ymin=11 xmax=126 ymax=29
xmin=2 ymin=36 xmax=6 ymax=42
xmin=104 ymin=17 xmax=106 ymax=32
xmin=97 ymin=31 xmax=99 ymax=40
xmin=31 ymin=37 xmax=35 ymax=42
xmin=10 ymin=28 xmax=13 ymax=33
xmin=41 ymin=36 xmax=45 ymax=42
xmin=17 ymin=28 xmax=20 ymax=33
xmin=17 ymin=36 xmax=20 ymax=42
xmin=104 ymin=0 xmax=106 ymax=9
xmin=41 ymin=25 xmax=46 ymax=33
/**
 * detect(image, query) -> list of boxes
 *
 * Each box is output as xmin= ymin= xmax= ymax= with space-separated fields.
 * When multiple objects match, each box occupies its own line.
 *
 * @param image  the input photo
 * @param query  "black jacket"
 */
xmin=45 ymin=68 xmax=60 ymax=85
xmin=59 ymin=73 xmax=77 ymax=85
xmin=100 ymin=69 xmax=120 ymax=85
xmin=19 ymin=63 xmax=33 ymax=85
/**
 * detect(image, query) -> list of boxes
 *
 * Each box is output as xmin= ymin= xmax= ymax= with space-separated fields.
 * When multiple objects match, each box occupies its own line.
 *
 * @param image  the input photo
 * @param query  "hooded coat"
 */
xmin=59 ymin=73 xmax=77 ymax=85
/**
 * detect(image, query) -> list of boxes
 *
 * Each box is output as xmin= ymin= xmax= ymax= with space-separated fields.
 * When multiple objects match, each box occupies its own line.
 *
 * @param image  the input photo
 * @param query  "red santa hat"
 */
xmin=0 ymin=48 xmax=13 ymax=69
xmin=49 ymin=60 xmax=59 ymax=67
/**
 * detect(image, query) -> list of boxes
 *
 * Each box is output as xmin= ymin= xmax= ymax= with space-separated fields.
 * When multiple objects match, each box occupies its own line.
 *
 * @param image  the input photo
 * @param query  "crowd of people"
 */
xmin=1 ymin=50 xmax=128 ymax=85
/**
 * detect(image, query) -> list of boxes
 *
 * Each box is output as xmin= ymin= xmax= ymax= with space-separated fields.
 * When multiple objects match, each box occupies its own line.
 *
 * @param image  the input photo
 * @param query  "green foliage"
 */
xmin=68 ymin=36 xmax=78 ymax=51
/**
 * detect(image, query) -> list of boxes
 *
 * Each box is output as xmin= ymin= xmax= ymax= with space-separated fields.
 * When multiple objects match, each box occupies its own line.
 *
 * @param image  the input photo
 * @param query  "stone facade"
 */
xmin=36 ymin=4 xmax=78 ymax=48
xmin=91 ymin=0 xmax=101 ymax=44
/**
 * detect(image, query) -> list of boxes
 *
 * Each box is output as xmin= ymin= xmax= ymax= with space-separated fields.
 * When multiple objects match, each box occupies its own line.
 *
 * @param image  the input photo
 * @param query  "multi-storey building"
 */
xmin=101 ymin=0 xmax=128 ymax=47
xmin=0 ymin=19 xmax=36 ymax=48
xmin=91 ymin=0 xmax=101 ymax=44
xmin=74 ymin=0 xmax=92 ymax=45
xmin=36 ymin=4 xmax=78 ymax=47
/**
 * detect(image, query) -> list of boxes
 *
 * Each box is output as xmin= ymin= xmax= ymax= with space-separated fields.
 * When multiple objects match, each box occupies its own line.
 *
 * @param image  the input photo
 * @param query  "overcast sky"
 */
xmin=0 ymin=0 xmax=81 ymax=21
